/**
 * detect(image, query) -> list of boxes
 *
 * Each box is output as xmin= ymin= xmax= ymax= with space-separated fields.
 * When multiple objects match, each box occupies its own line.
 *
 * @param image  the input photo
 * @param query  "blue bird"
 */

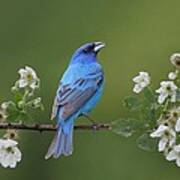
xmin=45 ymin=42 xmax=105 ymax=159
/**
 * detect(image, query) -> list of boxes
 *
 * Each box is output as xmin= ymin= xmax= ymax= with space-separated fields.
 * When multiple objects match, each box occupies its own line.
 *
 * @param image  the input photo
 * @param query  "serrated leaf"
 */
xmin=111 ymin=118 xmax=143 ymax=137
xmin=137 ymin=133 xmax=158 ymax=152
xmin=123 ymin=96 xmax=141 ymax=110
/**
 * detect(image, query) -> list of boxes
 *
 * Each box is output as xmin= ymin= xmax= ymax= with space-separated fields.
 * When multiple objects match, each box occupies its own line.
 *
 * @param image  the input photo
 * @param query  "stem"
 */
xmin=0 ymin=122 xmax=111 ymax=132
xmin=161 ymin=98 xmax=169 ymax=114
xmin=22 ymin=88 xmax=30 ymax=102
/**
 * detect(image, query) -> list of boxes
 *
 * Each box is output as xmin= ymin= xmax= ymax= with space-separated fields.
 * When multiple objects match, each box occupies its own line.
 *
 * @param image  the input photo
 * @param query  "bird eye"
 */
xmin=83 ymin=48 xmax=89 ymax=53
xmin=91 ymin=43 xmax=95 ymax=49
xmin=83 ymin=44 xmax=95 ymax=53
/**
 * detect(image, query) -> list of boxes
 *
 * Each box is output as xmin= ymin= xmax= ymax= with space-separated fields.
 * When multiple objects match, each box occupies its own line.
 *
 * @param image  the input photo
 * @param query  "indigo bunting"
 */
xmin=45 ymin=42 xmax=105 ymax=159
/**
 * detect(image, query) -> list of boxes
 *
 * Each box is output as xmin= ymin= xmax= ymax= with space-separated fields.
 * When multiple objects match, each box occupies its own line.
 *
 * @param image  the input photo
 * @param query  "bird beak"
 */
xmin=94 ymin=42 xmax=106 ymax=52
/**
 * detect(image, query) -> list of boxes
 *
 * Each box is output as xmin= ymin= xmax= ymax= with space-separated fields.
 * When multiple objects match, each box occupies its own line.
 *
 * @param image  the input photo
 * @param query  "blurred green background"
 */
xmin=0 ymin=0 xmax=180 ymax=179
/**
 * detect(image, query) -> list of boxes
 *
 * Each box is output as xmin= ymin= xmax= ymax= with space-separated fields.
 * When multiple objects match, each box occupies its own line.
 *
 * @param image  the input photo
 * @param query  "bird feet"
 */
xmin=82 ymin=113 xmax=99 ymax=131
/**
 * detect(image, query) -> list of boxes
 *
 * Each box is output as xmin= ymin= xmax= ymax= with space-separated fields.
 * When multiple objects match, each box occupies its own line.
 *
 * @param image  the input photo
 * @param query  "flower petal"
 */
xmin=158 ymin=138 xmax=168 ymax=152
xmin=174 ymin=145 xmax=180 ymax=152
xmin=25 ymin=66 xmax=37 ymax=79
xmin=133 ymin=84 xmax=142 ymax=93
xmin=166 ymin=150 xmax=177 ymax=161
xmin=150 ymin=125 xmax=168 ymax=138
xmin=18 ymin=79 xmax=28 ymax=88
xmin=158 ymin=93 xmax=168 ymax=104
xmin=175 ymin=118 xmax=180 ymax=132
xmin=176 ymin=158 xmax=180 ymax=167
xmin=18 ymin=69 xmax=27 ymax=78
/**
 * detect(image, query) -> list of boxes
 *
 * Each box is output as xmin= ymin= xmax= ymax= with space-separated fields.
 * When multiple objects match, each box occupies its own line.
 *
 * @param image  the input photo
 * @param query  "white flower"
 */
xmin=170 ymin=53 xmax=180 ymax=68
xmin=0 ymin=139 xmax=22 ymax=168
xmin=175 ymin=118 xmax=180 ymax=132
xmin=132 ymin=72 xmax=150 ymax=93
xmin=168 ymin=72 xmax=177 ymax=80
xmin=156 ymin=81 xmax=177 ymax=104
xmin=18 ymin=66 xmax=39 ymax=89
xmin=166 ymin=145 xmax=180 ymax=167
xmin=150 ymin=124 xmax=176 ymax=152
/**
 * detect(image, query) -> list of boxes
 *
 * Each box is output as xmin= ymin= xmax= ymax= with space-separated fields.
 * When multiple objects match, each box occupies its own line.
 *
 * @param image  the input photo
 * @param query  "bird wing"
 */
xmin=51 ymin=70 xmax=104 ymax=121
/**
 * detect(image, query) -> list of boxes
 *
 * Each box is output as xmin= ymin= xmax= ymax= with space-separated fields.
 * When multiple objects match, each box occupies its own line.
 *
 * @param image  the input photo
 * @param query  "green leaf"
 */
xmin=14 ymin=91 xmax=23 ymax=103
xmin=111 ymin=118 xmax=143 ymax=137
xmin=143 ymin=87 xmax=156 ymax=103
xmin=3 ymin=101 xmax=21 ymax=122
xmin=7 ymin=111 xmax=20 ymax=122
xmin=16 ymin=112 xmax=30 ymax=122
xmin=4 ymin=101 xmax=18 ymax=114
xmin=123 ymin=96 xmax=141 ymax=110
xmin=141 ymin=88 xmax=158 ymax=126
xmin=11 ymin=85 xmax=24 ymax=103
xmin=137 ymin=133 xmax=158 ymax=152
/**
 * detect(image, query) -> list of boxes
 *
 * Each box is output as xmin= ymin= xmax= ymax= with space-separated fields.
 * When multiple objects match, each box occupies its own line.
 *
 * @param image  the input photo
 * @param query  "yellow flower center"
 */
xmin=27 ymin=73 xmax=33 ymax=81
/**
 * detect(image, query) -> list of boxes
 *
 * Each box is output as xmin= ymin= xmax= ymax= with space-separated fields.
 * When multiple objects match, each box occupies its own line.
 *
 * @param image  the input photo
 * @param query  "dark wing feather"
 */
xmin=51 ymin=71 xmax=103 ymax=121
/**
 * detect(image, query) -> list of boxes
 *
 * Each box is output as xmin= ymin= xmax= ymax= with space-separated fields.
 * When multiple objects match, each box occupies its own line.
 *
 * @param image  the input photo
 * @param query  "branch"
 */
xmin=0 ymin=122 xmax=111 ymax=132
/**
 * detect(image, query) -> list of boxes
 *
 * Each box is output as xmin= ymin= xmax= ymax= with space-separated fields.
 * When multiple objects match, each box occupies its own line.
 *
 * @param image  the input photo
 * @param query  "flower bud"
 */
xmin=4 ymin=130 xmax=19 ymax=139
xmin=32 ymin=97 xmax=42 ymax=108
xmin=18 ymin=101 xmax=25 ymax=109
xmin=11 ymin=86 xmax=19 ymax=93
xmin=170 ymin=53 xmax=180 ymax=68
xmin=168 ymin=71 xmax=177 ymax=80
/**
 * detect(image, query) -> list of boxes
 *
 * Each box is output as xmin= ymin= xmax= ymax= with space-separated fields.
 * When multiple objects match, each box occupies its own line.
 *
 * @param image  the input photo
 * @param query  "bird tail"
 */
xmin=45 ymin=123 xmax=73 ymax=159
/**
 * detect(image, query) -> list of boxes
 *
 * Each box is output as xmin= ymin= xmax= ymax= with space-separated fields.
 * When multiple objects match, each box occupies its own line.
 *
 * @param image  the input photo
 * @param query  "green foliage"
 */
xmin=137 ymin=133 xmax=158 ymax=152
xmin=1 ymin=67 xmax=44 ymax=123
xmin=123 ymin=96 xmax=141 ymax=110
xmin=111 ymin=86 xmax=162 ymax=152
xmin=143 ymin=87 xmax=156 ymax=103
xmin=111 ymin=118 xmax=143 ymax=137
xmin=6 ymin=90 xmax=44 ymax=122
xmin=122 ymin=88 xmax=158 ymax=125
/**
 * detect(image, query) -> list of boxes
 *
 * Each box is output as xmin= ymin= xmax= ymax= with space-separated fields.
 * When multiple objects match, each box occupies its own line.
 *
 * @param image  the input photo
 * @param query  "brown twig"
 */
xmin=0 ymin=122 xmax=111 ymax=132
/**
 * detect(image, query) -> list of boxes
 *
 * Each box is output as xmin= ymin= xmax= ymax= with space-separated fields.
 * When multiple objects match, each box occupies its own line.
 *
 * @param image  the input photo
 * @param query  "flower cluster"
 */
xmin=150 ymin=106 xmax=180 ymax=167
xmin=3 ymin=66 xmax=43 ymax=120
xmin=150 ymin=108 xmax=180 ymax=167
xmin=0 ymin=66 xmax=43 ymax=168
xmin=131 ymin=53 xmax=180 ymax=167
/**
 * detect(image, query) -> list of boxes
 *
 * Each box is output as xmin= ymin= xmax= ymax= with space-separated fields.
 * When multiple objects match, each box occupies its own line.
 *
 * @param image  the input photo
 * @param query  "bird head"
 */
xmin=71 ymin=42 xmax=105 ymax=64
